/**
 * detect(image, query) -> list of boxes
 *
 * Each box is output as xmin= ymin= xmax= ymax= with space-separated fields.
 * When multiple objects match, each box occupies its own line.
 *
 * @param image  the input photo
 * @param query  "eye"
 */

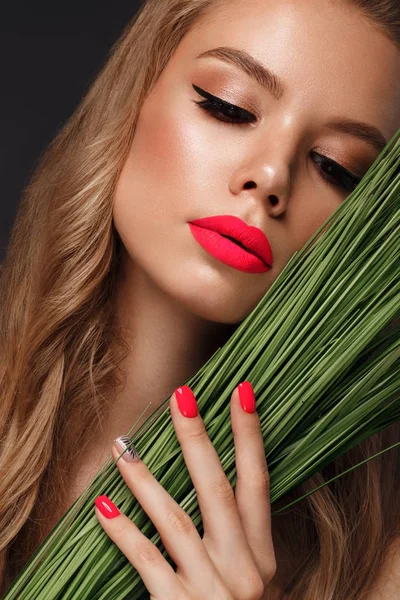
xmin=192 ymin=85 xmax=363 ymax=194
xmin=191 ymin=84 xmax=257 ymax=124
xmin=311 ymin=151 xmax=362 ymax=193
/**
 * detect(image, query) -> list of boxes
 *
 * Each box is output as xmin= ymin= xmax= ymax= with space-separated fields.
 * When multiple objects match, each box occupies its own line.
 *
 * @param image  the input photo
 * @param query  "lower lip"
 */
xmin=188 ymin=224 xmax=271 ymax=274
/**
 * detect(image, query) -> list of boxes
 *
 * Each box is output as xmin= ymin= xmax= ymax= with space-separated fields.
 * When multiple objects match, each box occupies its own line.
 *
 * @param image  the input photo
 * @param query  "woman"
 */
xmin=0 ymin=0 xmax=399 ymax=598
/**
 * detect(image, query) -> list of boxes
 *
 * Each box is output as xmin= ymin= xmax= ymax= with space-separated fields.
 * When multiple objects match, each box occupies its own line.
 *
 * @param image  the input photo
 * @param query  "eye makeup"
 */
xmin=192 ymin=83 xmax=257 ymax=124
xmin=191 ymin=83 xmax=367 ymax=194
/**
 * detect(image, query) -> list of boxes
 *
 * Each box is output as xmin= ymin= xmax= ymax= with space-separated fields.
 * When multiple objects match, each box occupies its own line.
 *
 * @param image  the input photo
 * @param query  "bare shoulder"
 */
xmin=365 ymin=536 xmax=400 ymax=600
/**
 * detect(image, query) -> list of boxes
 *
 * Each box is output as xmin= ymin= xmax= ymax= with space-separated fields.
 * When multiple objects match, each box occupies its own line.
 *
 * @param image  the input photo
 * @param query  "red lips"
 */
xmin=189 ymin=215 xmax=273 ymax=268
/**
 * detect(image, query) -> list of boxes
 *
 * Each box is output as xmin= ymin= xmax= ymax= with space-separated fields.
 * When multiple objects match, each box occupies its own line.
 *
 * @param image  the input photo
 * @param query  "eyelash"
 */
xmin=191 ymin=84 xmax=362 ymax=194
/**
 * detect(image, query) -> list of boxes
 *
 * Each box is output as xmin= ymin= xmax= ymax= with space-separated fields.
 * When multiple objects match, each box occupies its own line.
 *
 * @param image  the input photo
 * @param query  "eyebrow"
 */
xmin=196 ymin=46 xmax=285 ymax=100
xmin=196 ymin=46 xmax=388 ymax=153
xmin=324 ymin=118 xmax=387 ymax=154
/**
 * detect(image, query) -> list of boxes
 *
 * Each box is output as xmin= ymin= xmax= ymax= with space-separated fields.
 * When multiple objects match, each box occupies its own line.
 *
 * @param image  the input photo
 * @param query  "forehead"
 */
xmin=172 ymin=0 xmax=400 ymax=139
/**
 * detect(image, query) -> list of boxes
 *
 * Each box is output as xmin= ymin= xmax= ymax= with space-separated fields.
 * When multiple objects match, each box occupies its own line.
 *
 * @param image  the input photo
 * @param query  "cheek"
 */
xmin=112 ymin=94 xmax=220 ymax=273
xmin=133 ymin=87 xmax=236 ymax=200
xmin=287 ymin=188 xmax=341 ymax=252
xmin=128 ymin=103 xmax=186 ymax=185
xmin=295 ymin=204 xmax=339 ymax=250
xmin=297 ymin=211 xmax=327 ymax=243
xmin=114 ymin=94 xmax=230 ymax=228
xmin=112 ymin=101 xmax=188 ymax=236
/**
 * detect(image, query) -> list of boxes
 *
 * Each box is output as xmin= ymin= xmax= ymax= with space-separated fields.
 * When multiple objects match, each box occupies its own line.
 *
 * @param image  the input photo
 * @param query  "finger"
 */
xmin=110 ymin=439 xmax=221 ymax=592
xmin=169 ymin=387 xmax=262 ymax=588
xmin=94 ymin=496 xmax=184 ymax=600
xmin=169 ymin=387 xmax=248 ymax=540
xmin=231 ymin=382 xmax=276 ymax=579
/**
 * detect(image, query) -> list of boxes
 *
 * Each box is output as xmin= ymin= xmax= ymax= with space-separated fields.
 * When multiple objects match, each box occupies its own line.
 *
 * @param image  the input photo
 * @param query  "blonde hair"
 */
xmin=0 ymin=1 xmax=399 ymax=597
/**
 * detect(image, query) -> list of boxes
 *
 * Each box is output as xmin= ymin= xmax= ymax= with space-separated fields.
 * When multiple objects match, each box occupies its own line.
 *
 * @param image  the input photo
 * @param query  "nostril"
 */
xmin=244 ymin=181 xmax=256 ymax=190
xmin=269 ymin=195 xmax=279 ymax=206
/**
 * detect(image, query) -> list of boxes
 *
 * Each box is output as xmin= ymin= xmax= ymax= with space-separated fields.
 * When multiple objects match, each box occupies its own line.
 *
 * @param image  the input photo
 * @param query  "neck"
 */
xmin=105 ymin=251 xmax=238 ymax=447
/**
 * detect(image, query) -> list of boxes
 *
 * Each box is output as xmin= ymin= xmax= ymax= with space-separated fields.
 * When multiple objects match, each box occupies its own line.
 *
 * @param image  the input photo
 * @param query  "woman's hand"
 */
xmin=94 ymin=382 xmax=277 ymax=600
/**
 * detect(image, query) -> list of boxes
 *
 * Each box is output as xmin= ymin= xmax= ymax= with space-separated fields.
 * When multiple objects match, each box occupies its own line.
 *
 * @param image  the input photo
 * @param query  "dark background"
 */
xmin=0 ymin=2 xmax=143 ymax=264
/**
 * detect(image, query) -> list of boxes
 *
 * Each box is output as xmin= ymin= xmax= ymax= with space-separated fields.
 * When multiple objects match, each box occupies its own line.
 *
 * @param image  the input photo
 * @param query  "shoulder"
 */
xmin=365 ymin=536 xmax=400 ymax=599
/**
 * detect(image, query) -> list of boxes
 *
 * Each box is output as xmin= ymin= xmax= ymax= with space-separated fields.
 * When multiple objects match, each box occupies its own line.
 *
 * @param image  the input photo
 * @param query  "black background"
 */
xmin=0 ymin=2 xmax=144 ymax=263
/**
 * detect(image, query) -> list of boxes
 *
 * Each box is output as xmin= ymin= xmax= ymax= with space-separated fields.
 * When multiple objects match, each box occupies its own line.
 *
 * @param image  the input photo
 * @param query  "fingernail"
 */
xmin=95 ymin=494 xmax=120 ymax=519
xmin=114 ymin=435 xmax=140 ymax=462
xmin=238 ymin=381 xmax=256 ymax=414
xmin=175 ymin=386 xmax=198 ymax=418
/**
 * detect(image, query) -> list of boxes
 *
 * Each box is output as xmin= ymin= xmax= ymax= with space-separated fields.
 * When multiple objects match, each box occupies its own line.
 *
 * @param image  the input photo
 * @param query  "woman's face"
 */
xmin=113 ymin=0 xmax=400 ymax=324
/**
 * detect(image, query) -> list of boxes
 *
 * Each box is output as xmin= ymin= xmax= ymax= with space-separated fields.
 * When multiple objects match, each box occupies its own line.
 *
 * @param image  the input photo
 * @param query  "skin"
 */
xmin=96 ymin=385 xmax=273 ymax=599
xmin=84 ymin=0 xmax=400 ymax=597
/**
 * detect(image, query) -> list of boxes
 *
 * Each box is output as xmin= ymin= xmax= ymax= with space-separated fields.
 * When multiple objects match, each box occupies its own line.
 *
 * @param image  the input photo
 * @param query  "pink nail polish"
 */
xmin=238 ymin=381 xmax=256 ymax=413
xmin=175 ymin=386 xmax=198 ymax=418
xmin=95 ymin=495 xmax=120 ymax=519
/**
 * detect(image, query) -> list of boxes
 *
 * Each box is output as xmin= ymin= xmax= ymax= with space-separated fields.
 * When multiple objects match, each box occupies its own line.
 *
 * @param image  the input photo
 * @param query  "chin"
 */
xmin=167 ymin=268 xmax=265 ymax=325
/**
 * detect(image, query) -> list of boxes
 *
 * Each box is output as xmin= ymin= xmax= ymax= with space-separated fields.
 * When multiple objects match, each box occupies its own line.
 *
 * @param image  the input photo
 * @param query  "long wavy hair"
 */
xmin=0 ymin=1 xmax=399 ymax=597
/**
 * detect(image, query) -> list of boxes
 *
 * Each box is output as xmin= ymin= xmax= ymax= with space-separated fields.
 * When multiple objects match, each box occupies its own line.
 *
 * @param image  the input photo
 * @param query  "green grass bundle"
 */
xmin=4 ymin=128 xmax=400 ymax=599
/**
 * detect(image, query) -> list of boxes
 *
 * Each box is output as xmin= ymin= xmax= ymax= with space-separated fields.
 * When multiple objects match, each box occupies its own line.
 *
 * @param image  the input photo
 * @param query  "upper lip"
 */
xmin=189 ymin=215 xmax=273 ymax=267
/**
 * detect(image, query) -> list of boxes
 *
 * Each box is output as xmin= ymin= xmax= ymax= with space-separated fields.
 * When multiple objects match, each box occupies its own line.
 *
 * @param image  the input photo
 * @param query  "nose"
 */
xmin=230 ymin=159 xmax=292 ymax=217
